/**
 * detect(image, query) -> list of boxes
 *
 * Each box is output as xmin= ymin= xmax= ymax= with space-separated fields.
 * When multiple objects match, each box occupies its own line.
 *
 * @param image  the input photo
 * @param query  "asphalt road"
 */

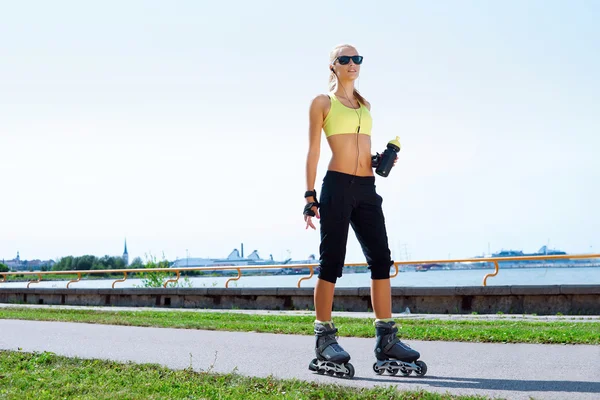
xmin=1 ymin=319 xmax=598 ymax=399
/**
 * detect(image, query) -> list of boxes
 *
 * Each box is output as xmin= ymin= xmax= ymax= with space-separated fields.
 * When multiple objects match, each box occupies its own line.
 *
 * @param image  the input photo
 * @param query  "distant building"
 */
xmin=169 ymin=245 xmax=316 ymax=275
xmin=1 ymin=251 xmax=55 ymax=271
xmin=2 ymin=251 xmax=22 ymax=270
xmin=123 ymin=239 xmax=129 ymax=266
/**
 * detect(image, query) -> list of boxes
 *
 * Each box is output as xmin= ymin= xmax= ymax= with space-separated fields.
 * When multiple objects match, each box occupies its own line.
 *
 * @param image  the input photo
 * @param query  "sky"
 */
xmin=1 ymin=0 xmax=599 ymax=265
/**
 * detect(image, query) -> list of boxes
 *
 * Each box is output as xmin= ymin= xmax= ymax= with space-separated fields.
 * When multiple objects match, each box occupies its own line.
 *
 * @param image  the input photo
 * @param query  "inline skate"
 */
xmin=372 ymin=320 xmax=427 ymax=377
xmin=308 ymin=321 xmax=355 ymax=378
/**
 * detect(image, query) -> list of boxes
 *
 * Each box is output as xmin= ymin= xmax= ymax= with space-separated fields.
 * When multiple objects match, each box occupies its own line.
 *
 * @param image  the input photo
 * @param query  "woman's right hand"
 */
xmin=303 ymin=198 xmax=320 ymax=230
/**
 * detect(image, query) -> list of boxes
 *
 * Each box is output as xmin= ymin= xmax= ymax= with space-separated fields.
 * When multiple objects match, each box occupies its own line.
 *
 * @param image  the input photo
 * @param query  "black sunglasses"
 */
xmin=336 ymin=55 xmax=363 ymax=65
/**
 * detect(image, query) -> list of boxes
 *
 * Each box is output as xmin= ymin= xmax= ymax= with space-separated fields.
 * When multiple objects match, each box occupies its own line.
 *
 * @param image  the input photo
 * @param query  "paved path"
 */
xmin=1 ymin=319 xmax=598 ymax=399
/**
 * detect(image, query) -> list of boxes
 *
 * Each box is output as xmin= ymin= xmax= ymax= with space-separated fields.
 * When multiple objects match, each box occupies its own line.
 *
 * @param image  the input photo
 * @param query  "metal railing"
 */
xmin=1 ymin=253 xmax=599 ymax=289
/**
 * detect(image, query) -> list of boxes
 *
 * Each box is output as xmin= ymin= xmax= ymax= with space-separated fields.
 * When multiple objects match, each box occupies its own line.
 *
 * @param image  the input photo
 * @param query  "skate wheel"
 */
xmin=400 ymin=367 xmax=411 ymax=376
xmin=387 ymin=361 xmax=399 ymax=375
xmin=415 ymin=360 xmax=427 ymax=377
xmin=308 ymin=358 xmax=318 ymax=372
xmin=372 ymin=362 xmax=384 ymax=375
xmin=345 ymin=363 xmax=355 ymax=379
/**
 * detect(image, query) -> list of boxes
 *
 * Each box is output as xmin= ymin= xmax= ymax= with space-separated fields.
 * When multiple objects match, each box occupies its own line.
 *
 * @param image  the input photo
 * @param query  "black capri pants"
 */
xmin=317 ymin=170 xmax=394 ymax=284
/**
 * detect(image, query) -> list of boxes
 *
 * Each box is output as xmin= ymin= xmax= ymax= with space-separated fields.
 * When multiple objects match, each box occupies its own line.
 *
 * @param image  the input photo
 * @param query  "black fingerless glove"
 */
xmin=371 ymin=153 xmax=382 ymax=168
xmin=304 ymin=202 xmax=319 ymax=216
xmin=303 ymin=190 xmax=319 ymax=216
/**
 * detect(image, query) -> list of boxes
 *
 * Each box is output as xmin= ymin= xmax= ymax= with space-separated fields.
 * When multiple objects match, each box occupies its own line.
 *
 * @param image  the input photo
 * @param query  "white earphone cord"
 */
xmin=337 ymin=77 xmax=362 ymax=178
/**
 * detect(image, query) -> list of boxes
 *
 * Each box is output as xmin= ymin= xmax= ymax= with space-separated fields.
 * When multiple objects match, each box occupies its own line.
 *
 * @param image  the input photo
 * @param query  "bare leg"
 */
xmin=314 ymin=278 xmax=335 ymax=321
xmin=371 ymin=278 xmax=392 ymax=319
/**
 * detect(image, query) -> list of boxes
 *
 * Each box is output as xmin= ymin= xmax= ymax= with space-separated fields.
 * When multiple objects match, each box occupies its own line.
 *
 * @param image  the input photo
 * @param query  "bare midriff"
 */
xmin=326 ymin=133 xmax=373 ymax=177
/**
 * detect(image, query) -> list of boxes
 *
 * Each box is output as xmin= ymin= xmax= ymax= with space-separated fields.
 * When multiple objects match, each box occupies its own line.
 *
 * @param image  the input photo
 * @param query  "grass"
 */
xmin=0 ymin=350 xmax=488 ymax=400
xmin=1 ymin=307 xmax=598 ymax=345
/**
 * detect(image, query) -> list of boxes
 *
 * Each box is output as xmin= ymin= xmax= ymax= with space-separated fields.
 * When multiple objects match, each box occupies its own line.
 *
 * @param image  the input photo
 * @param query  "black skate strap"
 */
xmin=317 ymin=336 xmax=339 ymax=353
xmin=383 ymin=337 xmax=400 ymax=353
xmin=378 ymin=323 xmax=402 ymax=353
xmin=316 ymin=326 xmax=340 ymax=353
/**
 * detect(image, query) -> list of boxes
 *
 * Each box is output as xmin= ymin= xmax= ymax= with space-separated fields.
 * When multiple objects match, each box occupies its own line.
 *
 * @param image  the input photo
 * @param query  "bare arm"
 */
xmin=305 ymin=95 xmax=327 ymax=203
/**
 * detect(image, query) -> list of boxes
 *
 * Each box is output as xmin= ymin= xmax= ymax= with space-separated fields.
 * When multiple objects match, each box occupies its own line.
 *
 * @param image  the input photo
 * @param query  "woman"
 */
xmin=304 ymin=44 xmax=422 ymax=378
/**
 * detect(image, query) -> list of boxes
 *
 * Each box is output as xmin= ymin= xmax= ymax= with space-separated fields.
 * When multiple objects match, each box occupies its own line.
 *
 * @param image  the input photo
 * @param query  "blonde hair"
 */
xmin=328 ymin=44 xmax=367 ymax=106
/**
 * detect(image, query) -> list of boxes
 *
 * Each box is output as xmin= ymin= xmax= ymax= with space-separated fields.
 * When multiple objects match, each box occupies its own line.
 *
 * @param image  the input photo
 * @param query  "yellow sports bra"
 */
xmin=323 ymin=92 xmax=372 ymax=137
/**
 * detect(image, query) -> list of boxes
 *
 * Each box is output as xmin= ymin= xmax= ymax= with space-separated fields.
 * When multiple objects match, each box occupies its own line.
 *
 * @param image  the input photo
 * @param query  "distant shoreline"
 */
xmin=3 ymin=264 xmax=600 ymax=283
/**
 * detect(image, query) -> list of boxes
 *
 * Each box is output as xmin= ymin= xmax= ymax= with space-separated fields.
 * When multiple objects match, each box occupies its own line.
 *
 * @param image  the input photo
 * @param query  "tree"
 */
xmin=52 ymin=256 xmax=74 ymax=271
xmin=75 ymin=255 xmax=95 ymax=271
xmin=0 ymin=263 xmax=8 ymax=273
xmin=113 ymin=257 xmax=125 ymax=270
xmin=130 ymin=257 xmax=143 ymax=268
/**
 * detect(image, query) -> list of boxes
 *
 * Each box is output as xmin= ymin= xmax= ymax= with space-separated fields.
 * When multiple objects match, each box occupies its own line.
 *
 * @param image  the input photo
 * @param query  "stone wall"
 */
xmin=1 ymin=285 xmax=598 ymax=315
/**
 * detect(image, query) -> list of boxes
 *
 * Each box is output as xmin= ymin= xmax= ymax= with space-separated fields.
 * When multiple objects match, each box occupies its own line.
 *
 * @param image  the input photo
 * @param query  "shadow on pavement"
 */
xmin=348 ymin=374 xmax=600 ymax=395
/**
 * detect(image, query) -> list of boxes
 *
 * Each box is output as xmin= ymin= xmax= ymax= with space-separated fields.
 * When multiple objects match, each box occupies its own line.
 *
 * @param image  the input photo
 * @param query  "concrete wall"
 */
xmin=1 ymin=285 xmax=598 ymax=315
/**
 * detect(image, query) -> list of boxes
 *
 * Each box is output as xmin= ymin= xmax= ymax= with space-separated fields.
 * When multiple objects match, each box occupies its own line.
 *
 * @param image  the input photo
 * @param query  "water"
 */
xmin=2 ymin=267 xmax=599 ymax=289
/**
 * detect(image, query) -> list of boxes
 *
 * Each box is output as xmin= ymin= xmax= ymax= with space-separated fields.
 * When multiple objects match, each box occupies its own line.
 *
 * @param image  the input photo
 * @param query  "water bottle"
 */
xmin=375 ymin=136 xmax=401 ymax=177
